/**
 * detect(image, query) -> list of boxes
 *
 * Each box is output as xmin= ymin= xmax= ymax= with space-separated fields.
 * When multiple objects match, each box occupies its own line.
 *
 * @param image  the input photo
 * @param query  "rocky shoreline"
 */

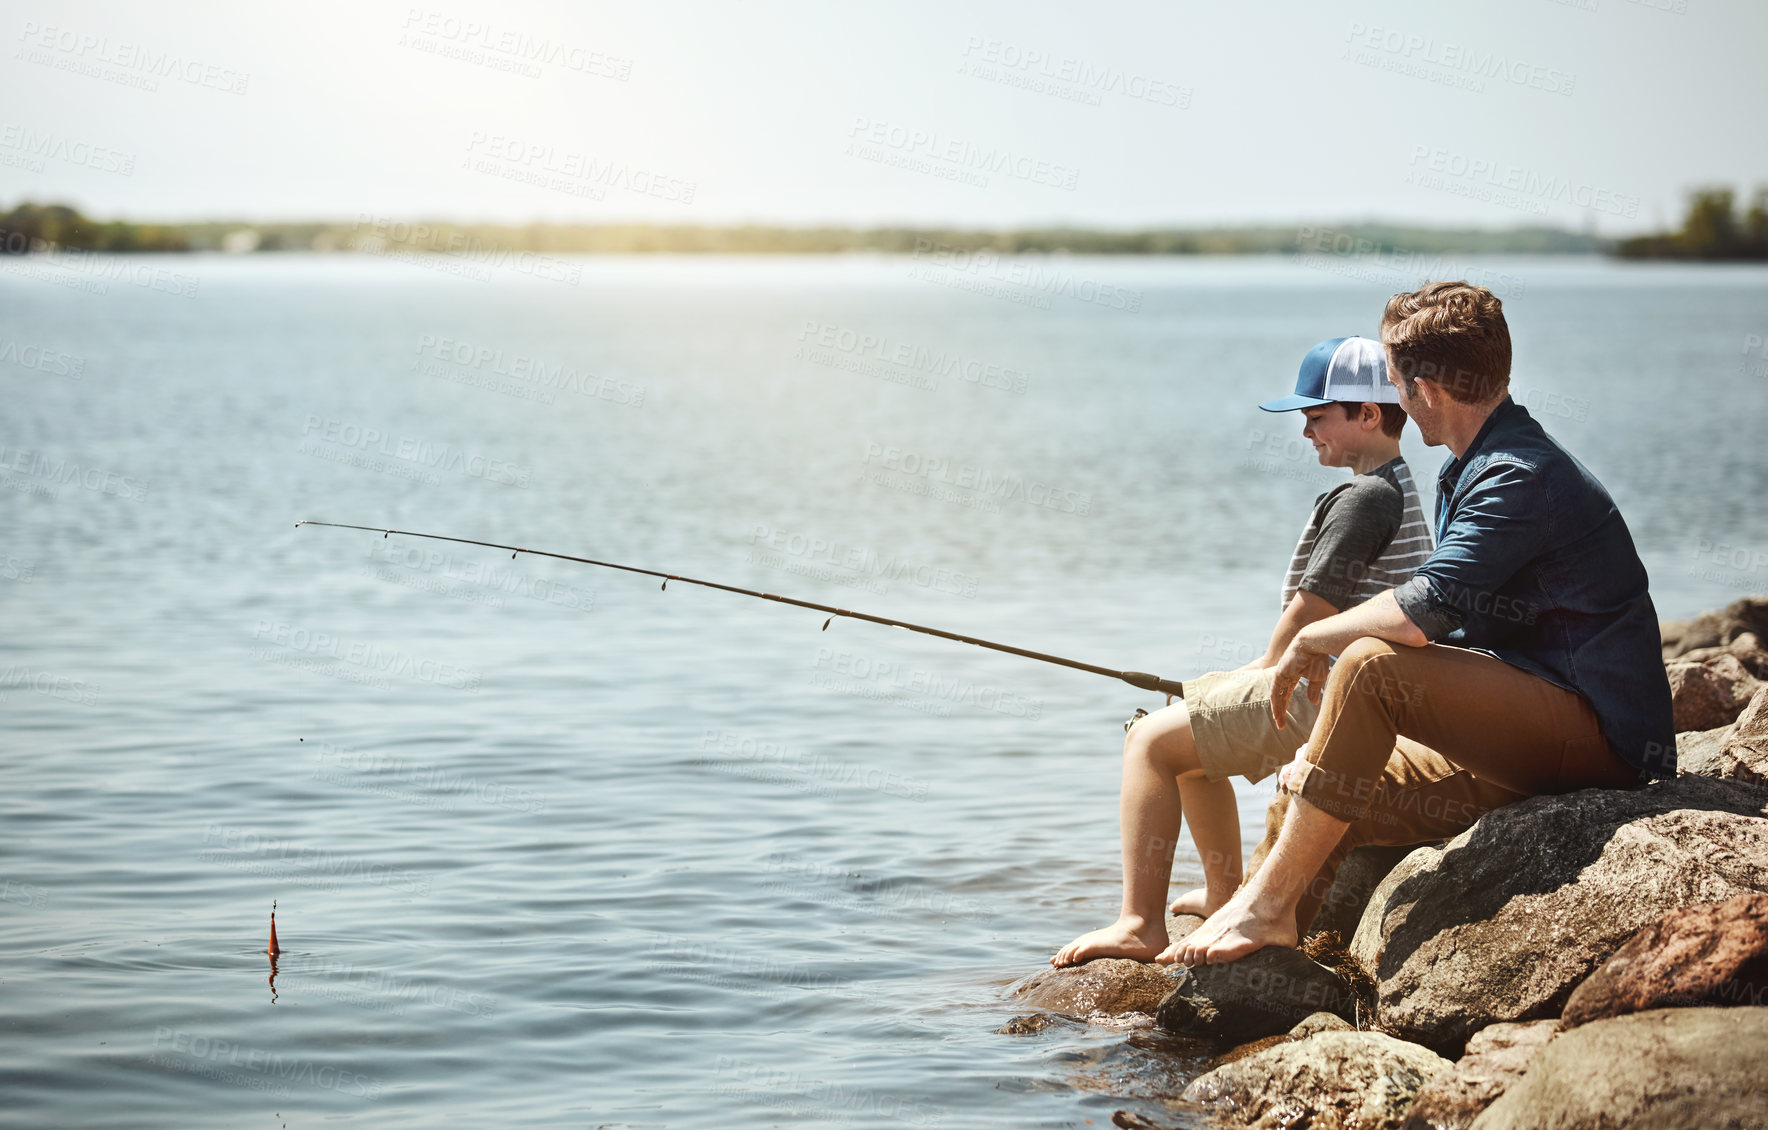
xmin=1004 ymin=597 xmax=1768 ymax=1130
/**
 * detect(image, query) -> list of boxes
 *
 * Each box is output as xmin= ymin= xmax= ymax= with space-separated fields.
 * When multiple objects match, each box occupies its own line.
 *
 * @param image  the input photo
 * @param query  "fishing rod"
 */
xmin=296 ymin=520 xmax=1186 ymax=700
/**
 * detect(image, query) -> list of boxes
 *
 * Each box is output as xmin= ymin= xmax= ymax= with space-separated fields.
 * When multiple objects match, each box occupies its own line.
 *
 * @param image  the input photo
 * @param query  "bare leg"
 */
xmin=1166 ymin=774 xmax=1242 ymax=916
xmin=1160 ymin=793 xmax=1348 ymax=966
xmin=1052 ymin=703 xmax=1206 ymax=966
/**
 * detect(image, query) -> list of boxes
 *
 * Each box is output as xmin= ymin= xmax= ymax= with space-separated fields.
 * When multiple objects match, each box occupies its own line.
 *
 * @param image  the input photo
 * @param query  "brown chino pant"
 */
xmin=1277 ymin=636 xmax=1646 ymax=934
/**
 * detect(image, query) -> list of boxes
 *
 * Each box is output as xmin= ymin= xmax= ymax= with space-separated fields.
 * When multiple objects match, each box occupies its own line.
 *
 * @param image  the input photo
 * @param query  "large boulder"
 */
xmin=1155 ymin=946 xmax=1359 ymax=1043
xmin=1560 ymin=891 xmax=1768 ymax=1028
xmin=1661 ymin=597 xmax=1768 ymax=660
xmin=1470 ymin=1007 xmax=1768 ymax=1130
xmin=1666 ymin=653 xmax=1759 ymax=732
xmin=1182 ymin=1030 xmax=1451 ymax=1130
xmin=1397 ymin=1020 xmax=1558 ymax=1130
xmin=1677 ymin=722 xmax=1738 ymax=776
xmin=1348 ymin=774 xmax=1768 ymax=1054
xmin=1311 ymin=844 xmax=1420 ymax=941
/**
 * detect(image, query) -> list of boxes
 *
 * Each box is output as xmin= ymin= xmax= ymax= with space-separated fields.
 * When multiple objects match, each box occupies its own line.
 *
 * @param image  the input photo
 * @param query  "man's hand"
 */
xmin=1269 ymin=630 xmax=1330 ymax=729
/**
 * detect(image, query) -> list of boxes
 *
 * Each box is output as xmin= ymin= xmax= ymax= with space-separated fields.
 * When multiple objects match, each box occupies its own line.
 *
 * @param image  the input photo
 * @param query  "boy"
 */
xmin=1053 ymin=336 xmax=1432 ymax=967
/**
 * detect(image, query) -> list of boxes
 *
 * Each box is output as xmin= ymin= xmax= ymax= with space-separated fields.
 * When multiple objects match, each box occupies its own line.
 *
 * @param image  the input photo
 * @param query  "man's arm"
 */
xmin=1268 ymin=589 xmax=1427 ymax=727
xmin=1240 ymin=590 xmax=1341 ymax=670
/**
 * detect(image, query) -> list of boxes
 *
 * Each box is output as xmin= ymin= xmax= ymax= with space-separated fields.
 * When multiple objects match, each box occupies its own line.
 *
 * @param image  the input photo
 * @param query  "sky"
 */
xmin=2 ymin=0 xmax=1764 ymax=234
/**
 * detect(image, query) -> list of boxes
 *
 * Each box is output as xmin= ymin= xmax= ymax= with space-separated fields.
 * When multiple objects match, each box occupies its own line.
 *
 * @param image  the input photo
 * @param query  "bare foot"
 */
xmin=1167 ymin=886 xmax=1229 ymax=917
xmin=1155 ymin=894 xmax=1296 ymax=967
xmin=1050 ymin=916 xmax=1169 ymax=968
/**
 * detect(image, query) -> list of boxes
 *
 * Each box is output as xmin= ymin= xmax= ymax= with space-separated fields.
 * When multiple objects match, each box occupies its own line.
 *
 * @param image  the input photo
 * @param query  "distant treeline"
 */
xmin=1 ymin=201 xmax=1614 ymax=258
xmin=1615 ymin=186 xmax=1768 ymax=260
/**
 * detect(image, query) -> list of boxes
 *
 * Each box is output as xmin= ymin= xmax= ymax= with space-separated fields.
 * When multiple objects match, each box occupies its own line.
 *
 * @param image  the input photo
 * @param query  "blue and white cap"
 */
xmin=1259 ymin=336 xmax=1397 ymax=412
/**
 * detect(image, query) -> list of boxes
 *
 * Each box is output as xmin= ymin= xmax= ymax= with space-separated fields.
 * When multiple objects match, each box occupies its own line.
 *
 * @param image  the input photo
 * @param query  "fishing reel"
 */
xmin=1124 ymin=708 xmax=1149 ymax=734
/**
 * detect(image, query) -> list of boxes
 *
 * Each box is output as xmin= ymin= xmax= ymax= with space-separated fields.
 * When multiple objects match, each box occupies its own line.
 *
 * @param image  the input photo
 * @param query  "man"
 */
xmin=1168 ymin=281 xmax=1676 ymax=968
xmin=1052 ymin=337 xmax=1432 ymax=968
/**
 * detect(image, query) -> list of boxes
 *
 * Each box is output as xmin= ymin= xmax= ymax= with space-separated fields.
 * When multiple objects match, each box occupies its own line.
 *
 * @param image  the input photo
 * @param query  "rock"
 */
xmin=1289 ymin=1010 xmax=1355 ymax=1039
xmin=1678 ymin=631 xmax=1768 ymax=680
xmin=1397 ymin=1019 xmax=1558 ymax=1130
xmin=1677 ymin=722 xmax=1738 ymax=777
xmin=1155 ymin=946 xmax=1358 ymax=1043
xmin=1183 ymin=1030 xmax=1451 ymax=1130
xmin=1348 ymin=774 xmax=1768 ymax=1055
xmin=1011 ymin=957 xmax=1181 ymax=1018
xmin=1667 ymin=653 xmax=1759 ymax=732
xmin=1661 ymin=597 xmax=1768 ymax=661
xmin=996 ymin=1012 xmax=1059 ymax=1035
xmin=1470 ymin=1007 xmax=1768 ymax=1130
xmin=1311 ymin=844 xmax=1420 ymax=941
xmin=1560 ymin=891 xmax=1768 ymax=1028
xmin=1718 ymin=685 xmax=1768 ymax=785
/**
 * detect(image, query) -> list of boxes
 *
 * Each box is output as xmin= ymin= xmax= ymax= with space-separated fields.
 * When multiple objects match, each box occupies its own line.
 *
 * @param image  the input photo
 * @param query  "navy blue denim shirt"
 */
xmin=1392 ymin=397 xmax=1676 ymax=777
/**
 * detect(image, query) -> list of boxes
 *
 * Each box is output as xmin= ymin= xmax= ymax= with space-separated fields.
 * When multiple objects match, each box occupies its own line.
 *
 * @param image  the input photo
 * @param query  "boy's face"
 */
xmin=1299 ymin=404 xmax=1369 ymax=468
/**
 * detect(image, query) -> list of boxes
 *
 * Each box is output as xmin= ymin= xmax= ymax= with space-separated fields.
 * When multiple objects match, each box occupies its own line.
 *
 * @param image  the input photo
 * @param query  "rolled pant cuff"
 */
xmin=1287 ymin=759 xmax=1380 ymax=824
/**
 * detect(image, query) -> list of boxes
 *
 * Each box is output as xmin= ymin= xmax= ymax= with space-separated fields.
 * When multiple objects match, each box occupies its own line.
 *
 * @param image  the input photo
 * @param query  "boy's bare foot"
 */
xmin=1167 ymin=886 xmax=1230 ymax=917
xmin=1051 ymin=916 xmax=1169 ymax=968
xmin=1155 ymin=894 xmax=1296 ymax=967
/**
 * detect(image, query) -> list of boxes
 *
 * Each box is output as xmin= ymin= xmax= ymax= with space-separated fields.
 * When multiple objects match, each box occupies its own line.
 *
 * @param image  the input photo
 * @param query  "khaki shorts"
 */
xmin=1184 ymin=666 xmax=1321 ymax=785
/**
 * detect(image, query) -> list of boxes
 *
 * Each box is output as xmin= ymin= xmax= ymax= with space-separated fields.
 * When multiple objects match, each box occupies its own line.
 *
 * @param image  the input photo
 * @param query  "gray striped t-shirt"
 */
xmin=1280 ymin=457 xmax=1434 ymax=611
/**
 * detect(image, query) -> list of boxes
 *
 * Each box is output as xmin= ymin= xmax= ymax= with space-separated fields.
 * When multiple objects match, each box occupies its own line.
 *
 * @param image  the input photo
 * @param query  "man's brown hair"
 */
xmin=1334 ymin=401 xmax=1407 ymax=439
xmin=1381 ymin=281 xmax=1512 ymax=405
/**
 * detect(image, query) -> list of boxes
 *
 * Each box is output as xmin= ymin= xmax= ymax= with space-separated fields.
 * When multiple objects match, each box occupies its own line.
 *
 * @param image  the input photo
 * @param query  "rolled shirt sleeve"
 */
xmin=1393 ymin=459 xmax=1550 ymax=642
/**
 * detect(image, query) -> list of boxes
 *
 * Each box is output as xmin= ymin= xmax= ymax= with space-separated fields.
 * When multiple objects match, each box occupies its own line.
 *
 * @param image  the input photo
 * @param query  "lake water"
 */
xmin=3 ymin=251 xmax=1766 ymax=1128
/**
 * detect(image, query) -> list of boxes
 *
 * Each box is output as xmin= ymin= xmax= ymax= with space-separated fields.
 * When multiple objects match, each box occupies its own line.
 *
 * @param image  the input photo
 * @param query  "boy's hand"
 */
xmin=1269 ymin=631 xmax=1329 ymax=729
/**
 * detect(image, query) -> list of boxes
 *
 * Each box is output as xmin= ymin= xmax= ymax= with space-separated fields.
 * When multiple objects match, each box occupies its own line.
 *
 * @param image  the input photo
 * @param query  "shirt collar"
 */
xmin=1437 ymin=395 xmax=1519 ymax=494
